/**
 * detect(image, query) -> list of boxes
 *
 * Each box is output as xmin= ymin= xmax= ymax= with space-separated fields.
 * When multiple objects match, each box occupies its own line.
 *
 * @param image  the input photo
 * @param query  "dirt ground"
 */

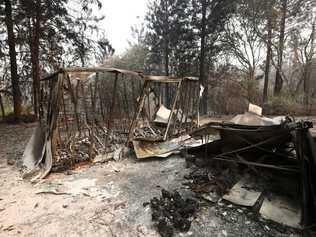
xmin=0 ymin=123 xmax=302 ymax=237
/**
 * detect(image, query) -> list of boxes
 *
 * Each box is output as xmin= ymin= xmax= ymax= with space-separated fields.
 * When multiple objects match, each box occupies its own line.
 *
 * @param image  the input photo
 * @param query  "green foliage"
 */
xmin=0 ymin=0 xmax=114 ymax=112
xmin=107 ymin=45 xmax=149 ymax=73
xmin=3 ymin=103 xmax=13 ymax=115
xmin=145 ymin=0 xmax=237 ymax=77
xmin=145 ymin=0 xmax=198 ymax=76
xmin=1 ymin=0 xmax=315 ymax=116
xmin=192 ymin=0 xmax=237 ymax=56
xmin=106 ymin=24 xmax=150 ymax=73
xmin=266 ymin=91 xmax=298 ymax=114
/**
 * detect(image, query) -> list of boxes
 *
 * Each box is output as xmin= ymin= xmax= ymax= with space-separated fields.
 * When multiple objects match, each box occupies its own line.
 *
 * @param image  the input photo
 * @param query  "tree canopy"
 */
xmin=1 ymin=0 xmax=316 ymax=118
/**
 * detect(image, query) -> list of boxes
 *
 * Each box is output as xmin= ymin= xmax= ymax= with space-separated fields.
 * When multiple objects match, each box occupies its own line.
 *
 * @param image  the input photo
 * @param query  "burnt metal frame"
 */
xmin=40 ymin=67 xmax=200 ymax=163
xmin=128 ymin=76 xmax=200 ymax=142
xmin=40 ymin=67 xmax=144 ymax=166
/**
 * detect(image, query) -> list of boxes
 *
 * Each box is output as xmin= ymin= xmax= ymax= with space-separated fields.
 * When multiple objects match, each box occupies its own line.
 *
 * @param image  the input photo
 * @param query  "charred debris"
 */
xmin=22 ymin=67 xmax=201 ymax=178
xmin=147 ymin=189 xmax=198 ymax=237
xmin=21 ymin=67 xmax=316 ymax=235
xmin=187 ymin=109 xmax=316 ymax=235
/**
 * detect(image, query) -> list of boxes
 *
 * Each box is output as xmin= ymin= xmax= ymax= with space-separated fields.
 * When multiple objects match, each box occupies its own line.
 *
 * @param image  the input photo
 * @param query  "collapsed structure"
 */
xmin=188 ymin=111 xmax=316 ymax=233
xmin=21 ymin=66 xmax=316 ymax=235
xmin=22 ymin=67 xmax=201 ymax=178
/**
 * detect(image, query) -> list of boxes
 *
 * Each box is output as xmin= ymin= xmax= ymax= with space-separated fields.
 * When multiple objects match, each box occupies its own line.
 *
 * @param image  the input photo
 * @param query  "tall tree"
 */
xmin=199 ymin=0 xmax=207 ymax=113
xmin=274 ymin=0 xmax=287 ymax=95
xmin=301 ymin=20 xmax=315 ymax=107
xmin=16 ymin=0 xmax=113 ymax=115
xmin=0 ymin=0 xmax=113 ymax=118
xmin=4 ymin=0 xmax=22 ymax=118
xmin=146 ymin=0 xmax=194 ymax=106
xmin=192 ymin=0 xmax=236 ymax=114
xmin=65 ymin=5 xmax=114 ymax=67
xmin=269 ymin=0 xmax=316 ymax=98
xmin=19 ymin=0 xmax=69 ymax=116
xmin=146 ymin=0 xmax=169 ymax=105
xmin=262 ymin=0 xmax=276 ymax=104
xmin=222 ymin=0 xmax=264 ymax=102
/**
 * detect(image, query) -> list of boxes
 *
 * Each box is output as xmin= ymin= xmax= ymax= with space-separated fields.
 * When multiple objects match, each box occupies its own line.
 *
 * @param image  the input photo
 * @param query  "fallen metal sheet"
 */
xmin=231 ymin=103 xmax=285 ymax=126
xmin=223 ymin=177 xmax=262 ymax=207
xmin=194 ymin=116 xmax=226 ymax=127
xmin=143 ymin=75 xmax=198 ymax=82
xmin=21 ymin=123 xmax=54 ymax=181
xmin=65 ymin=67 xmax=142 ymax=77
xmin=219 ymin=122 xmax=292 ymax=152
xmin=133 ymin=135 xmax=192 ymax=159
xmin=41 ymin=138 xmax=53 ymax=179
xmin=23 ymin=138 xmax=53 ymax=182
xmin=260 ymin=195 xmax=301 ymax=229
xmin=22 ymin=123 xmax=46 ymax=171
xmin=230 ymin=112 xmax=281 ymax=126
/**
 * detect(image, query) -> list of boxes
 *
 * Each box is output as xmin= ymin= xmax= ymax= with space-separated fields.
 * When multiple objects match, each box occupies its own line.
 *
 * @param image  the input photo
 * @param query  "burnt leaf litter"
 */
xmin=148 ymin=189 xmax=198 ymax=237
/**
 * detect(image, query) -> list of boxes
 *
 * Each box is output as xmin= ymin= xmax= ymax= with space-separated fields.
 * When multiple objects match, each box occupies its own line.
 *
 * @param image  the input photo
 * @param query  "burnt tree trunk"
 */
xmin=248 ymin=67 xmax=255 ymax=102
xmin=303 ymin=22 xmax=315 ymax=108
xmin=0 ymin=93 xmax=5 ymax=119
xmin=199 ymin=0 xmax=207 ymax=114
xmin=302 ymin=64 xmax=310 ymax=108
xmin=274 ymin=0 xmax=287 ymax=95
xmin=4 ymin=0 xmax=22 ymax=118
xmin=263 ymin=11 xmax=272 ymax=104
xmin=163 ymin=0 xmax=170 ymax=107
xmin=29 ymin=0 xmax=41 ymax=117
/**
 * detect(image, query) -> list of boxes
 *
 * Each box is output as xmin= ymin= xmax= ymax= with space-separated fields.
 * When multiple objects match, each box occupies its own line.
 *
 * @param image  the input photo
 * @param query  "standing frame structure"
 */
xmin=22 ymin=67 xmax=202 ymax=178
xmin=23 ymin=67 xmax=143 ymax=178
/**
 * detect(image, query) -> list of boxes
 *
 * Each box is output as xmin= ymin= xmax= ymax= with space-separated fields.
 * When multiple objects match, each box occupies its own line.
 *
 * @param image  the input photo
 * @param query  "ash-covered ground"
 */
xmin=0 ymin=123 xmax=301 ymax=237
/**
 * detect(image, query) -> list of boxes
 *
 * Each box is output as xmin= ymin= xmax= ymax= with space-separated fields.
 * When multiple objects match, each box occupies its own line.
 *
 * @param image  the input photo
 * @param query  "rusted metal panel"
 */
xmin=22 ymin=123 xmax=46 ymax=171
xmin=41 ymin=67 xmax=143 ymax=81
xmin=132 ymin=135 xmax=191 ymax=159
xmin=143 ymin=75 xmax=198 ymax=82
xmin=64 ymin=67 xmax=143 ymax=77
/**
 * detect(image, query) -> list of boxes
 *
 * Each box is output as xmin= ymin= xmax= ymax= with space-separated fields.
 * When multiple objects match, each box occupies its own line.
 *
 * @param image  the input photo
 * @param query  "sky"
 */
xmin=99 ymin=0 xmax=148 ymax=55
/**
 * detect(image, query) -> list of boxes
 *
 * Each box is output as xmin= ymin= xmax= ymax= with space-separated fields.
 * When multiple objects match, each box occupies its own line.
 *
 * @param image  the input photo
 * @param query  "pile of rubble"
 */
xmin=134 ymin=125 xmax=164 ymax=141
xmin=52 ymin=128 xmax=128 ymax=172
xmin=185 ymin=105 xmax=316 ymax=235
xmin=183 ymin=165 xmax=241 ymax=202
xmin=147 ymin=189 xmax=198 ymax=237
